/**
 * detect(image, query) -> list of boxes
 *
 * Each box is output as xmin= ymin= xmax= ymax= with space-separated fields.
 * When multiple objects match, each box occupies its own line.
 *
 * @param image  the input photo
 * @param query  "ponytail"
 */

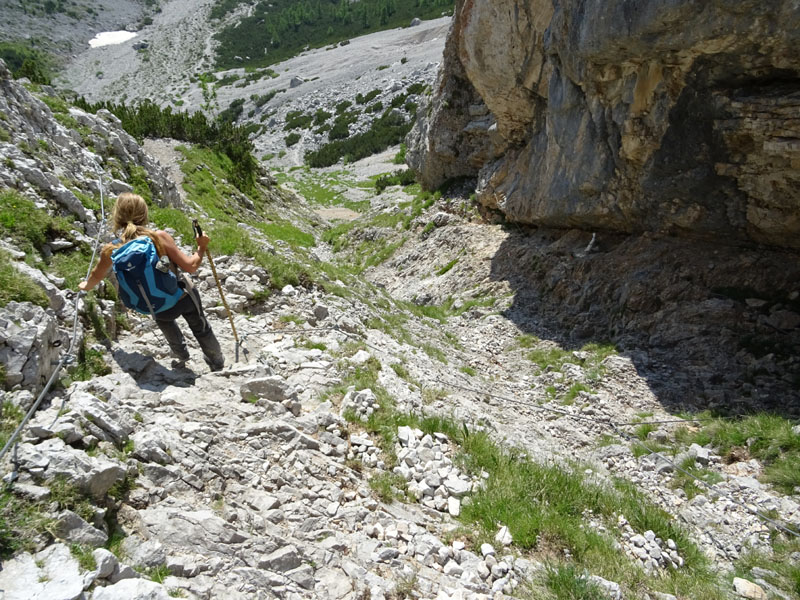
xmin=109 ymin=193 xmax=166 ymax=257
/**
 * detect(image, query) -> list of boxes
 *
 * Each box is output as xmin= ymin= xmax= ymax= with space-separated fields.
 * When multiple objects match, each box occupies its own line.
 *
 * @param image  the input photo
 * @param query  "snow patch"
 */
xmin=89 ymin=31 xmax=137 ymax=48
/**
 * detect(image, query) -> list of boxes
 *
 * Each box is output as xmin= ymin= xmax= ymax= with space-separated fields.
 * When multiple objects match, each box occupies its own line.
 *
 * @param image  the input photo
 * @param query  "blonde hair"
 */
xmin=103 ymin=193 xmax=164 ymax=258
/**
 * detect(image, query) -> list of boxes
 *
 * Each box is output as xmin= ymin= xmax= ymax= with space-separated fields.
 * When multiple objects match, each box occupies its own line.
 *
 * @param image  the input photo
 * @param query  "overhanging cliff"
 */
xmin=407 ymin=0 xmax=800 ymax=249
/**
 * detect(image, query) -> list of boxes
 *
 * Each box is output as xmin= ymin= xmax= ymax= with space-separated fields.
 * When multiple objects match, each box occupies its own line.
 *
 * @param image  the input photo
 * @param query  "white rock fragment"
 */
xmin=495 ymin=525 xmax=513 ymax=546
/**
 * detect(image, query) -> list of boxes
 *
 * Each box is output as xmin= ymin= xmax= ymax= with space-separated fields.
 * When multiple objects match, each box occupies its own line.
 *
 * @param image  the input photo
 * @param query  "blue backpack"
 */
xmin=111 ymin=237 xmax=184 ymax=316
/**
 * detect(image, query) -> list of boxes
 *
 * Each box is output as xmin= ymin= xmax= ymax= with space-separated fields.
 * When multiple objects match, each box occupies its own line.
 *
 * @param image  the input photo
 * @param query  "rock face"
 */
xmin=0 ymin=58 xmax=181 ymax=212
xmin=408 ymin=0 xmax=800 ymax=249
xmin=0 ymin=303 xmax=65 ymax=394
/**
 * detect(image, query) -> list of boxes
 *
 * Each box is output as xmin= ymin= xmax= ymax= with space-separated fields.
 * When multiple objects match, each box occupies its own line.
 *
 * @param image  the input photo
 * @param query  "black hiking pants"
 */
xmin=154 ymin=286 xmax=224 ymax=371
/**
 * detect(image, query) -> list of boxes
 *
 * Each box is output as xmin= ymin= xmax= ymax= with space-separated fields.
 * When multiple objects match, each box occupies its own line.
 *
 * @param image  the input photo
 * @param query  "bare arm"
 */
xmin=78 ymin=248 xmax=112 ymax=291
xmin=157 ymin=230 xmax=208 ymax=274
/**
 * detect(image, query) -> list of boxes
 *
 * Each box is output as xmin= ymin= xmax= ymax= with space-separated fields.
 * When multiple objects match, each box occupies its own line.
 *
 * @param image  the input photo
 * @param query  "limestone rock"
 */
xmin=409 ymin=0 xmax=800 ymax=249
xmin=55 ymin=509 xmax=108 ymax=547
xmin=733 ymin=577 xmax=767 ymax=600
xmin=92 ymin=579 xmax=172 ymax=600
xmin=0 ymin=302 xmax=65 ymax=393
xmin=0 ymin=543 xmax=83 ymax=600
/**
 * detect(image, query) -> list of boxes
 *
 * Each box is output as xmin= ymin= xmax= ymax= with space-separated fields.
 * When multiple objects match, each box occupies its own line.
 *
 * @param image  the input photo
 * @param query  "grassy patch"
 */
xmin=436 ymin=258 xmax=458 ymax=276
xmin=338 ymin=377 xmax=722 ymax=598
xmin=422 ymin=343 xmax=447 ymax=363
xmin=0 ymin=401 xmax=23 ymax=452
xmin=369 ymin=472 xmax=408 ymax=503
xmin=527 ymin=341 xmax=618 ymax=376
xmin=0 ymin=250 xmax=50 ymax=308
xmin=460 ymin=365 xmax=476 ymax=377
xmin=0 ymin=488 xmax=53 ymax=559
xmin=0 ymin=189 xmax=72 ymax=254
xmin=544 ymin=565 xmax=606 ymax=600
xmin=297 ymin=338 xmax=327 ymax=351
xmin=49 ymin=476 xmax=94 ymax=521
xmin=64 ymin=341 xmax=111 ymax=386
xmin=142 ymin=564 xmax=171 ymax=584
xmin=278 ymin=313 xmax=306 ymax=326
xmin=516 ymin=334 xmax=539 ymax=348
xmin=562 ymin=383 xmax=591 ymax=405
xmin=70 ymin=543 xmax=97 ymax=571
xmin=150 ymin=206 xmax=195 ymax=243
xmin=458 ymin=438 xmax=721 ymax=597
xmin=671 ymin=457 xmax=724 ymax=500
xmin=735 ymin=538 xmax=800 ymax=599
xmin=390 ymin=362 xmax=411 ymax=381
xmin=255 ymin=221 xmax=315 ymax=248
xmin=674 ymin=413 xmax=800 ymax=494
xmin=48 ymin=245 xmax=93 ymax=290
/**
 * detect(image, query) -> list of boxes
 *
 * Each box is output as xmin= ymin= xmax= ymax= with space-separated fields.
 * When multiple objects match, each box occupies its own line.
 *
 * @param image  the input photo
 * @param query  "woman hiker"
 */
xmin=79 ymin=192 xmax=225 ymax=372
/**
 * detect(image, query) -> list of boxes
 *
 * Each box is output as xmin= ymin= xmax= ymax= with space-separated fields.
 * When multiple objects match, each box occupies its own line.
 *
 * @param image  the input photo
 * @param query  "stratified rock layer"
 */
xmin=408 ymin=0 xmax=800 ymax=249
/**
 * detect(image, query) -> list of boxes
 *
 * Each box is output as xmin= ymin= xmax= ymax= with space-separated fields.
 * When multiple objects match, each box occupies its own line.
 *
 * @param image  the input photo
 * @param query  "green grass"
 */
xmin=562 ymin=383 xmax=591 ymax=405
xmin=48 ymin=476 xmax=94 ymax=520
xmin=368 ymin=472 xmax=408 ymax=503
xmin=39 ymin=94 xmax=70 ymax=115
xmin=143 ymin=564 xmax=171 ymax=584
xmin=63 ymin=341 xmax=111 ymax=388
xmin=48 ymin=245 xmax=93 ymax=289
xmin=543 ymin=565 xmax=606 ymax=600
xmin=0 ymin=250 xmax=49 ymax=308
xmin=460 ymin=365 xmax=476 ymax=376
xmin=0 ymin=488 xmax=54 ymax=559
xmin=0 ymin=401 xmax=23 ymax=451
xmin=671 ymin=457 xmax=724 ymax=500
xmin=175 ymin=145 xmax=323 ymax=290
xmin=457 ymin=440 xmax=721 ymax=597
xmin=339 ymin=382 xmax=723 ymax=598
xmin=527 ymin=341 xmax=618 ymax=376
xmin=296 ymin=338 xmax=326 ymax=351
xmin=635 ymin=423 xmax=656 ymax=441
xmin=527 ymin=347 xmax=573 ymax=372
xmin=436 ymin=258 xmax=458 ymax=276
xmin=422 ymin=343 xmax=447 ymax=363
xmin=273 ymin=168 xmax=368 ymax=212
xmin=674 ymin=413 xmax=800 ymax=494
xmin=150 ymin=207 xmax=195 ymax=243
xmin=0 ymin=189 xmax=72 ymax=254
xmin=70 ymin=544 xmax=97 ymax=571
xmin=734 ymin=538 xmax=800 ymax=599
xmin=255 ymin=222 xmax=315 ymax=248
xmin=390 ymin=363 xmax=410 ymax=380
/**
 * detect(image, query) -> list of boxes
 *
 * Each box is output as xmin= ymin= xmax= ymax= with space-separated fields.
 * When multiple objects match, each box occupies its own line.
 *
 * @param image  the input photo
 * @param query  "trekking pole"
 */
xmin=193 ymin=220 xmax=241 ymax=362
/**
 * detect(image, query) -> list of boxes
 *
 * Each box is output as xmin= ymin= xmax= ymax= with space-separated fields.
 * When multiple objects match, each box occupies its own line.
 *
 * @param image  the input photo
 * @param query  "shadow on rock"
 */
xmin=111 ymin=348 xmax=197 ymax=390
xmin=489 ymin=226 xmax=800 ymax=418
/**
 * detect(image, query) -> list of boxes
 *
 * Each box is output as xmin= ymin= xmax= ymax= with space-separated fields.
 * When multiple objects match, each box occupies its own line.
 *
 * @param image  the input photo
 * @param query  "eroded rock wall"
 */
xmin=408 ymin=0 xmax=800 ymax=249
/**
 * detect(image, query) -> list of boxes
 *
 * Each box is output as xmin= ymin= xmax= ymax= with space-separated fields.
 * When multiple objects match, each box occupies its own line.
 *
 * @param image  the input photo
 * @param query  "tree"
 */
xmin=16 ymin=58 xmax=50 ymax=85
